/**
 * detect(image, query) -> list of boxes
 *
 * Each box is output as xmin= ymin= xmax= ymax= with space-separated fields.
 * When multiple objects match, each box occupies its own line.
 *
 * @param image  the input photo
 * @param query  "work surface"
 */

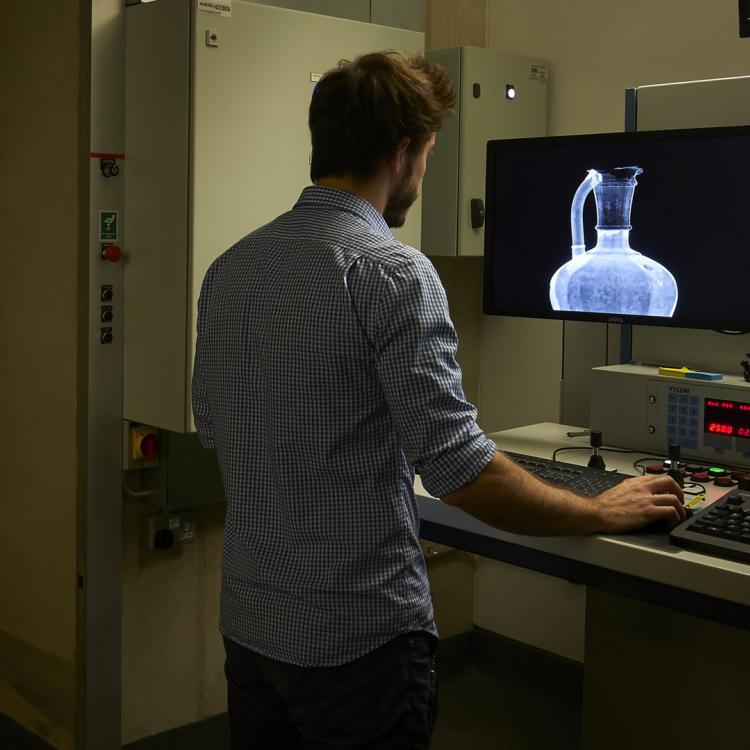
xmin=416 ymin=423 xmax=750 ymax=620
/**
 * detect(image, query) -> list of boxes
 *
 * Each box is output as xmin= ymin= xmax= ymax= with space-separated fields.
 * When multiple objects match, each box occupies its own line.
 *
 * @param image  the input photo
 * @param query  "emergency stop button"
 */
xmin=101 ymin=243 xmax=122 ymax=262
xmin=131 ymin=427 xmax=159 ymax=461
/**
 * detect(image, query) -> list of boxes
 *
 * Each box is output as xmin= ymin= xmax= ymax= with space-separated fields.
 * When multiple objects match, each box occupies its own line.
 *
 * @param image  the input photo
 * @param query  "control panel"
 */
xmin=591 ymin=365 xmax=750 ymax=468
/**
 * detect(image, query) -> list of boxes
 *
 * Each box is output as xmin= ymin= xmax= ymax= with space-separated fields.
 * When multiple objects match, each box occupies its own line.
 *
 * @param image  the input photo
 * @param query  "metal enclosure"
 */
xmin=421 ymin=47 xmax=547 ymax=256
xmin=125 ymin=0 xmax=424 ymax=432
xmin=590 ymin=364 xmax=750 ymax=467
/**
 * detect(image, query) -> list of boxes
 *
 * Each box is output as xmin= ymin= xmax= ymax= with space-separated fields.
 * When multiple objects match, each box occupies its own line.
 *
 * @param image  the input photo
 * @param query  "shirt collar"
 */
xmin=294 ymin=185 xmax=393 ymax=240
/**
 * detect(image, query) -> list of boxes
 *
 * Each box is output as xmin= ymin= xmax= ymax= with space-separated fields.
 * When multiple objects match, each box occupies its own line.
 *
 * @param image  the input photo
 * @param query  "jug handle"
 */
xmin=571 ymin=170 xmax=602 ymax=258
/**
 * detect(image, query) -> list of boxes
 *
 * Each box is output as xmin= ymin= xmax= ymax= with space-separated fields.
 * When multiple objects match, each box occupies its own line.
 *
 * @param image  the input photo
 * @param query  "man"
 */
xmin=192 ymin=51 xmax=684 ymax=749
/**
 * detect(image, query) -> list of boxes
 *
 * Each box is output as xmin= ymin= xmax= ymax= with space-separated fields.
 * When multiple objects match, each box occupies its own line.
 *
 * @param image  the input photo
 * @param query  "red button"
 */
xmin=645 ymin=464 xmax=664 ymax=474
xmin=731 ymin=470 xmax=747 ymax=481
xmin=102 ymin=244 xmax=122 ymax=262
xmin=140 ymin=433 xmax=159 ymax=460
xmin=690 ymin=472 xmax=709 ymax=482
xmin=715 ymin=476 xmax=736 ymax=487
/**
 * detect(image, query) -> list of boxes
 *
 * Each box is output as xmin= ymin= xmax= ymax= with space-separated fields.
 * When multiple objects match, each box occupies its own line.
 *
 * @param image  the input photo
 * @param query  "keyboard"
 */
xmin=670 ymin=488 xmax=750 ymax=564
xmin=505 ymin=451 xmax=630 ymax=497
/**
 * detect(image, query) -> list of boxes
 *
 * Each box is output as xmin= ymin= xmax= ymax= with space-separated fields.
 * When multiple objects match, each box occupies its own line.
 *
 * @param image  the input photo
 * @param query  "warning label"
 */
xmin=197 ymin=0 xmax=232 ymax=17
xmin=529 ymin=65 xmax=547 ymax=82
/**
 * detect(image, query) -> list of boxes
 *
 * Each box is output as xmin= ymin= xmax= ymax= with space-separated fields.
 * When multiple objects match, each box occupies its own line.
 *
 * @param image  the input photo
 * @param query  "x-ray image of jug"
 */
xmin=549 ymin=167 xmax=678 ymax=316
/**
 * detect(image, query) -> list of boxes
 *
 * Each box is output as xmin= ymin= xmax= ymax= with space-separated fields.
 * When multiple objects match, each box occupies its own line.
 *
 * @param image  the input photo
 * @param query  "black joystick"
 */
xmin=587 ymin=431 xmax=605 ymax=471
xmin=667 ymin=443 xmax=684 ymax=488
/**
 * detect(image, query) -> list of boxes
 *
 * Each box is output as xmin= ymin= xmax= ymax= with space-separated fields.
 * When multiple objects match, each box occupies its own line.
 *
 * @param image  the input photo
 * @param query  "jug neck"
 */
xmin=593 ymin=167 xmax=642 ymax=230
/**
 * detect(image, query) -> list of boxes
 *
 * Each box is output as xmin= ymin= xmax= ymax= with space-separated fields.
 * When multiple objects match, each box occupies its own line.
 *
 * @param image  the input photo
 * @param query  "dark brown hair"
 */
xmin=309 ymin=51 xmax=455 ymax=182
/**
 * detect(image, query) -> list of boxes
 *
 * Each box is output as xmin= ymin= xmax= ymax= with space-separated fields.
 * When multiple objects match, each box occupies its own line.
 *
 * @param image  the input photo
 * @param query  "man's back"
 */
xmin=193 ymin=186 xmax=493 ymax=667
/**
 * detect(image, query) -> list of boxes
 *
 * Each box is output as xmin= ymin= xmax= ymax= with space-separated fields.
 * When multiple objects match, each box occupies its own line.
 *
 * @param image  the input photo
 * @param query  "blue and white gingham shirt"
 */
xmin=192 ymin=186 xmax=496 ymax=667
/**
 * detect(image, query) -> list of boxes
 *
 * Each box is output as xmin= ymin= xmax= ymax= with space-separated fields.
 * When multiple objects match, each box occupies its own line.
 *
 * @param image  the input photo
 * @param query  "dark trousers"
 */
xmin=223 ymin=632 xmax=438 ymax=749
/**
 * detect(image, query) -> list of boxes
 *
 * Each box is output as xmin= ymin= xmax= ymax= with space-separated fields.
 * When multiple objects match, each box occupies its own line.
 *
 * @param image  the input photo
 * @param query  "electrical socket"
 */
xmin=145 ymin=511 xmax=197 ymax=551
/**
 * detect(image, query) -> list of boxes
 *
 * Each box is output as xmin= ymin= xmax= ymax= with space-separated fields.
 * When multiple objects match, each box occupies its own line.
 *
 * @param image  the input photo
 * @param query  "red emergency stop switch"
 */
xmin=139 ymin=433 xmax=159 ymax=461
xmin=130 ymin=427 xmax=160 ymax=462
xmin=101 ymin=243 xmax=122 ymax=262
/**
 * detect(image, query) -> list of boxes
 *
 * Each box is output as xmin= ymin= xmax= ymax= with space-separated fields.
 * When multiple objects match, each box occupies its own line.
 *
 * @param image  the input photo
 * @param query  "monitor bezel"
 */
xmin=482 ymin=124 xmax=750 ymax=332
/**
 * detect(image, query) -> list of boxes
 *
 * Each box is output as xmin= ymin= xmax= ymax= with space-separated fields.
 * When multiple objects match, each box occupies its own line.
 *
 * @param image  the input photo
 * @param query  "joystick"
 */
xmin=666 ymin=443 xmax=684 ymax=488
xmin=588 ymin=431 xmax=605 ymax=470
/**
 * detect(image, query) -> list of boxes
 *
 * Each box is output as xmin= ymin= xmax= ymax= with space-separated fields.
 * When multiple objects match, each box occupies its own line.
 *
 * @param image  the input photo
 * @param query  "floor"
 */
xmin=432 ymin=663 xmax=581 ymax=750
xmin=3 ymin=636 xmax=582 ymax=749
xmin=120 ymin=643 xmax=582 ymax=750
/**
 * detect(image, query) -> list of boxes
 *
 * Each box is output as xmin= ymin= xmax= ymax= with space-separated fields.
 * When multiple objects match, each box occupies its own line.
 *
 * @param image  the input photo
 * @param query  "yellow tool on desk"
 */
xmin=658 ymin=365 xmax=723 ymax=381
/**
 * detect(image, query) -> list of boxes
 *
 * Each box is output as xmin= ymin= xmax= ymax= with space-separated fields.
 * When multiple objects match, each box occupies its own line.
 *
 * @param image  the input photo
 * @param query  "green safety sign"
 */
xmin=100 ymin=211 xmax=118 ymax=241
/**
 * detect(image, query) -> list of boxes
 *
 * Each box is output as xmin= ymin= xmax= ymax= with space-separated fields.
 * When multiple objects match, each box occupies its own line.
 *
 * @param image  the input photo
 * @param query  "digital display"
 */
xmin=704 ymin=399 xmax=750 ymax=440
xmin=483 ymin=126 xmax=750 ymax=331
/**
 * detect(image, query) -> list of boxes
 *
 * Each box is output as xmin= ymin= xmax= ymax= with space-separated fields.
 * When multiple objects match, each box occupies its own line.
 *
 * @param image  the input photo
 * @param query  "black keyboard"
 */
xmin=505 ymin=451 xmax=630 ymax=497
xmin=670 ymin=488 xmax=750 ymax=564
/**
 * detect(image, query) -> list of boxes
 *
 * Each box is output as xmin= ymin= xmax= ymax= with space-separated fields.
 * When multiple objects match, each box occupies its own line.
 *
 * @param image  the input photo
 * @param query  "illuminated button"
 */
xmin=708 ymin=467 xmax=727 ymax=478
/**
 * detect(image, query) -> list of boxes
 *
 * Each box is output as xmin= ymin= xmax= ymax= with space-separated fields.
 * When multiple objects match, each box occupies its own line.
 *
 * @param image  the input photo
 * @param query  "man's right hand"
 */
xmin=592 ymin=474 xmax=686 ymax=534
xmin=442 ymin=452 xmax=688 ymax=537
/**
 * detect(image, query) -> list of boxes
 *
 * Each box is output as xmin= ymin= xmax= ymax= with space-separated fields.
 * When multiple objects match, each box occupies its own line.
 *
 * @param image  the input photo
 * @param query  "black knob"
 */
xmin=154 ymin=529 xmax=174 ymax=550
xmin=101 ymin=287 xmax=113 ymax=301
xmin=100 ymin=328 xmax=113 ymax=344
xmin=101 ymin=307 xmax=113 ymax=323
xmin=666 ymin=443 xmax=683 ymax=488
xmin=587 ymin=431 xmax=605 ymax=470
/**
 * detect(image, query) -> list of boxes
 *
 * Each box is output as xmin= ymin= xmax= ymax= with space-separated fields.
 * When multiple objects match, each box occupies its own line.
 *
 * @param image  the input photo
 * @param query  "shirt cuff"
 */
xmin=419 ymin=432 xmax=497 ymax=498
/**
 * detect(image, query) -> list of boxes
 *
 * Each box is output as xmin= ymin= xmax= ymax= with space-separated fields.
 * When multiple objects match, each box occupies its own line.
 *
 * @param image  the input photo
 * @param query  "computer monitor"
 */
xmin=483 ymin=125 xmax=750 ymax=331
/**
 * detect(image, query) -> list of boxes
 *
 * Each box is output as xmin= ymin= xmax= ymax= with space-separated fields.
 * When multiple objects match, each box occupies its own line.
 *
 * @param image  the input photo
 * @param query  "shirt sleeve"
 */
xmin=191 ymin=263 xmax=216 ymax=449
xmin=369 ymin=254 xmax=496 ymax=498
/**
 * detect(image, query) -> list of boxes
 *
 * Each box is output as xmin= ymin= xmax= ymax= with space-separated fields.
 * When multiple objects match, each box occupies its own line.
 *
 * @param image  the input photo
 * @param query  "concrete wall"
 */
xmin=0 ymin=2 xmax=89 ymax=748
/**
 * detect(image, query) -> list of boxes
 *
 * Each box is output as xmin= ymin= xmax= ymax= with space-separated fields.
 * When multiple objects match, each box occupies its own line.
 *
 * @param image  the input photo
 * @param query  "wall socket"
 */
xmin=145 ymin=511 xmax=197 ymax=551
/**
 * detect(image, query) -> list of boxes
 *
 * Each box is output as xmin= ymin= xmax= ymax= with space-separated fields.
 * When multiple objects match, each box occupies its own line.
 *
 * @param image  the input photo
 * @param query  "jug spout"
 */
xmin=571 ymin=170 xmax=602 ymax=257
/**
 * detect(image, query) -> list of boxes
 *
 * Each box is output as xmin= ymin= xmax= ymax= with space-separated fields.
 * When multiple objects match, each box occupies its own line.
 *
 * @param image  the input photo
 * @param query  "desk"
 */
xmin=417 ymin=423 xmax=750 ymax=750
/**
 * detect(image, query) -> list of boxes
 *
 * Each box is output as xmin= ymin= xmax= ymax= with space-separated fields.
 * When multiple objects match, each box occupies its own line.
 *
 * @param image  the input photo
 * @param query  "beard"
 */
xmin=383 ymin=163 xmax=419 ymax=229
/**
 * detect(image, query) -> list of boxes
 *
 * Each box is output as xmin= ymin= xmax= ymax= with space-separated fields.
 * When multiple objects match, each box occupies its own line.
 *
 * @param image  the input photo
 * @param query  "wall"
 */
xmin=0 ymin=1 xmax=89 ymax=748
xmin=488 ymin=0 xmax=749 ymax=137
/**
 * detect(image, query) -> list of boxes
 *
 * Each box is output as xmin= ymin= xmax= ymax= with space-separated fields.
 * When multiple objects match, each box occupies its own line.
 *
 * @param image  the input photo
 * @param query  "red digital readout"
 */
xmin=704 ymin=399 xmax=750 ymax=440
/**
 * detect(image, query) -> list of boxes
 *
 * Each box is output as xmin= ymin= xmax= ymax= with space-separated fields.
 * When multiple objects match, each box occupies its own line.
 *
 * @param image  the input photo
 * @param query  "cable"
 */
xmin=552 ymin=446 xmax=639 ymax=461
xmin=123 ymin=474 xmax=155 ymax=499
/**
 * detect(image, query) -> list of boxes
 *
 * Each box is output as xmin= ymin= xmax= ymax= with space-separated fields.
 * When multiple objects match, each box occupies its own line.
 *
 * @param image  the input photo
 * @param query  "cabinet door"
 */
xmin=457 ymin=47 xmax=547 ymax=256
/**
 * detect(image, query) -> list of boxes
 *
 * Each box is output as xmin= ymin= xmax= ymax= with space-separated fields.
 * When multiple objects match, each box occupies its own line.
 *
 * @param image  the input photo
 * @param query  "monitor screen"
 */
xmin=483 ymin=126 xmax=750 ymax=331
